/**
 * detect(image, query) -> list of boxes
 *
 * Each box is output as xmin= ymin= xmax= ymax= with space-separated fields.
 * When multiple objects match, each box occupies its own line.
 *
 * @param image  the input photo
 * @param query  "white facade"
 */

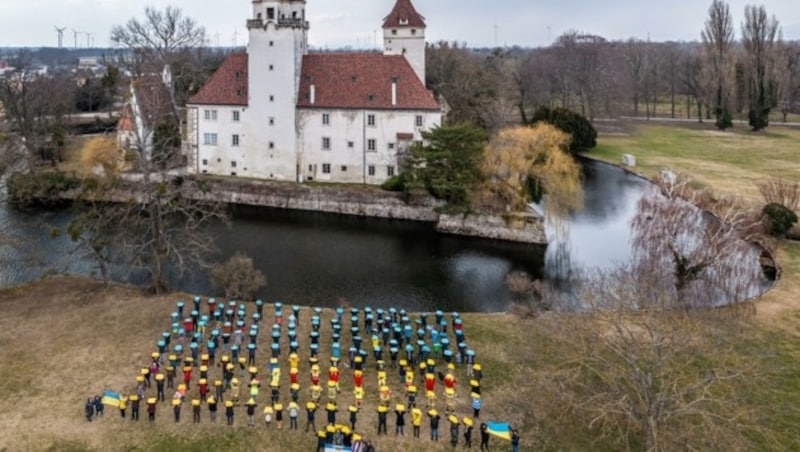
xmin=383 ymin=26 xmax=426 ymax=84
xmin=186 ymin=0 xmax=440 ymax=185
xmin=297 ymin=108 xmax=439 ymax=184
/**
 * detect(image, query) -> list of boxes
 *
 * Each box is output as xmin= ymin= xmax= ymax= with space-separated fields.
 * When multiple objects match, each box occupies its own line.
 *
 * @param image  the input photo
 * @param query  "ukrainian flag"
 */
xmin=101 ymin=390 xmax=121 ymax=408
xmin=486 ymin=421 xmax=512 ymax=440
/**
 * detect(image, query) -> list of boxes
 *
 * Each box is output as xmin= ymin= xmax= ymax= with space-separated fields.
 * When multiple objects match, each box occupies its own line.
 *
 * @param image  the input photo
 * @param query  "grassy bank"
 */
xmin=1 ymin=121 xmax=800 ymax=450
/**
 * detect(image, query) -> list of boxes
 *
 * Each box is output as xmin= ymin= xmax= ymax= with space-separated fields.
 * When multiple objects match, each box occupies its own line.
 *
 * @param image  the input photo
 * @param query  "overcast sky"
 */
xmin=1 ymin=0 xmax=798 ymax=49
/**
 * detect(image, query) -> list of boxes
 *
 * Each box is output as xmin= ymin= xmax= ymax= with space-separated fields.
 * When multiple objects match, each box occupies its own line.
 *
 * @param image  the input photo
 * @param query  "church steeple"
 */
xmin=382 ymin=0 xmax=427 ymax=83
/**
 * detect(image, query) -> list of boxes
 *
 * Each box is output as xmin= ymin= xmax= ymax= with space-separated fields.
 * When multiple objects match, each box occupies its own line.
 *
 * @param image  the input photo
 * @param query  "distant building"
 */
xmin=185 ymin=0 xmax=441 ymax=184
xmin=117 ymin=66 xmax=178 ymax=161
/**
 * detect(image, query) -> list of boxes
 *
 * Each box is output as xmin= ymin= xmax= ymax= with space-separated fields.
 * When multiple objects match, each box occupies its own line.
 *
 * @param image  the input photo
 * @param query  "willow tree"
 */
xmin=474 ymin=124 xmax=583 ymax=218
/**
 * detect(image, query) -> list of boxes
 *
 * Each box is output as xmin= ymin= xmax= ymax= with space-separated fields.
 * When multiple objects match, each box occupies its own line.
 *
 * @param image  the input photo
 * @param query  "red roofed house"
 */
xmin=185 ymin=0 xmax=441 ymax=184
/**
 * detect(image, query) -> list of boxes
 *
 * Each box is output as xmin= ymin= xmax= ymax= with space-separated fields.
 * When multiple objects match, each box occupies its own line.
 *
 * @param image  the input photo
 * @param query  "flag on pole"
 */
xmin=101 ymin=390 xmax=121 ymax=407
xmin=486 ymin=421 xmax=512 ymax=440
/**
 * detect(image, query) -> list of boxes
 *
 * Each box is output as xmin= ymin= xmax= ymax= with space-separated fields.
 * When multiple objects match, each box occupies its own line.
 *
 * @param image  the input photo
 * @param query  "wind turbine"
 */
xmin=72 ymin=29 xmax=80 ymax=48
xmin=54 ymin=26 xmax=66 ymax=48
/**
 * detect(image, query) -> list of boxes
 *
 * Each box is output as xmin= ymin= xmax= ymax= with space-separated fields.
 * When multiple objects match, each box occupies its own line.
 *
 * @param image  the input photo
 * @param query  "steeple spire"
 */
xmin=382 ymin=0 xmax=426 ymax=29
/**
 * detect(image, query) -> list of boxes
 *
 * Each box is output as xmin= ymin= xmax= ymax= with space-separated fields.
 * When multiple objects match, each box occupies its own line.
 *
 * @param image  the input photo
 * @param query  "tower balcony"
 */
xmin=247 ymin=19 xmax=263 ymax=29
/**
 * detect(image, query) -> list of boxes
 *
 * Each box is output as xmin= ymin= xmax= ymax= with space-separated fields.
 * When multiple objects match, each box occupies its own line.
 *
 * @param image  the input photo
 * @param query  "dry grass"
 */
xmin=0 ymin=278 xmax=527 ymax=451
xmin=58 ymin=135 xmax=121 ymax=178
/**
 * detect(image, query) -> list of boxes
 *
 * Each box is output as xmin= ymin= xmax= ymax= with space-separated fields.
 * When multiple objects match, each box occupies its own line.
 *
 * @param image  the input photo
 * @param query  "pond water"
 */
xmin=0 ymin=159 xmax=651 ymax=312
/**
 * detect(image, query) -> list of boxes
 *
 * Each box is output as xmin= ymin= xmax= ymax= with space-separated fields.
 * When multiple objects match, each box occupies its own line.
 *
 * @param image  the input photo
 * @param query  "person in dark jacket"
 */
xmin=511 ymin=428 xmax=520 ymax=452
xmin=130 ymin=396 xmax=140 ymax=421
xmin=172 ymin=399 xmax=181 ymax=422
xmin=208 ymin=397 xmax=218 ymax=423
xmin=146 ymin=398 xmax=157 ymax=421
xmin=395 ymin=406 xmax=406 ymax=436
xmin=225 ymin=401 xmax=235 ymax=425
xmin=429 ymin=409 xmax=441 ymax=441
xmin=85 ymin=398 xmax=94 ymax=422
xmin=349 ymin=405 xmax=358 ymax=431
xmin=464 ymin=419 xmax=474 ymax=448
xmin=93 ymin=396 xmax=104 ymax=417
xmin=480 ymin=423 xmax=490 ymax=450
xmin=449 ymin=416 xmax=460 ymax=448
xmin=306 ymin=402 xmax=317 ymax=432
xmin=246 ymin=399 xmax=257 ymax=427
xmin=377 ymin=406 xmax=388 ymax=435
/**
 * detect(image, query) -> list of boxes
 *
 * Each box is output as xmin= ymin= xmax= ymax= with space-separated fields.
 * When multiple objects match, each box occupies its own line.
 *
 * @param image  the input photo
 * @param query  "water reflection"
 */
xmin=0 ymin=159 xmax=673 ymax=312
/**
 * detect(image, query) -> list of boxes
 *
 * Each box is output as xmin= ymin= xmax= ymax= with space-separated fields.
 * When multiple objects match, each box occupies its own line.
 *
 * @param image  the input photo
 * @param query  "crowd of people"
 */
xmin=87 ymin=296 xmax=519 ymax=450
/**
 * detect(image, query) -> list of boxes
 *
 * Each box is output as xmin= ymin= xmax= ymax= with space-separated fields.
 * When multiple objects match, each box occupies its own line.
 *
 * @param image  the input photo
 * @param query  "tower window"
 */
xmin=322 ymin=163 xmax=331 ymax=174
xmin=270 ymin=95 xmax=274 ymax=102
xmin=322 ymin=137 xmax=331 ymax=150
xmin=368 ymin=165 xmax=375 ymax=176
xmin=232 ymin=134 xmax=240 ymax=146
xmin=269 ymin=142 xmax=274 ymax=149
xmin=269 ymin=64 xmax=274 ymax=71
xmin=392 ymin=29 xmax=397 ymax=35
xmin=269 ymin=117 xmax=275 ymax=126
xmin=322 ymin=113 xmax=330 ymax=125
xmin=367 ymin=114 xmax=375 ymax=127
xmin=411 ymin=29 xmax=417 ymax=35
xmin=269 ymin=41 xmax=274 ymax=47
xmin=232 ymin=111 xmax=240 ymax=122
xmin=367 ymin=139 xmax=376 ymax=151
xmin=267 ymin=8 xmax=275 ymax=20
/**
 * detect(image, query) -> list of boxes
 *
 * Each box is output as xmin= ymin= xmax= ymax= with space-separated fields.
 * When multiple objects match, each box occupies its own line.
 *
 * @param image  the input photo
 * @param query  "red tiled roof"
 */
xmin=132 ymin=75 xmax=175 ymax=129
xmin=382 ymin=0 xmax=426 ymax=28
xmin=297 ymin=53 xmax=439 ymax=111
xmin=117 ymin=104 xmax=134 ymax=131
xmin=188 ymin=53 xmax=248 ymax=106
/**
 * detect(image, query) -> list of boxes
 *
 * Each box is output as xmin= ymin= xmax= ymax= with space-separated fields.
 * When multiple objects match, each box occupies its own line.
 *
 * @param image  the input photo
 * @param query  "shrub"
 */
xmin=531 ymin=106 xmax=597 ymax=152
xmin=380 ymin=175 xmax=405 ymax=192
xmin=7 ymin=171 xmax=80 ymax=209
xmin=762 ymin=203 xmax=798 ymax=237
xmin=210 ymin=252 xmax=266 ymax=300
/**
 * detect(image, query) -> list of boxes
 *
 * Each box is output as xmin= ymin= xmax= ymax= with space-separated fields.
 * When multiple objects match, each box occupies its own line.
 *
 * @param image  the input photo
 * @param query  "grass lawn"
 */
xmin=592 ymin=122 xmax=800 ymax=205
xmin=1 ymin=121 xmax=800 ymax=450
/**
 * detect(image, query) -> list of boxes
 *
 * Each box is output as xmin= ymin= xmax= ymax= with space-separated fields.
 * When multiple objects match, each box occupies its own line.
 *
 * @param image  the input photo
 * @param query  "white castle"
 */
xmin=185 ymin=0 xmax=442 ymax=184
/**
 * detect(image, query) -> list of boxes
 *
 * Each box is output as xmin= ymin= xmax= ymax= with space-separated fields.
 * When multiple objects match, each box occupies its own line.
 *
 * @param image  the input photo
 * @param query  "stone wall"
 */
xmin=436 ymin=212 xmax=546 ymax=244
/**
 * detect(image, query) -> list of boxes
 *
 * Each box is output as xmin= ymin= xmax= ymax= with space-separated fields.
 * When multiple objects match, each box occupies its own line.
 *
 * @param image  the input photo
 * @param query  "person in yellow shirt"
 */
xmin=411 ymin=407 xmax=423 ymax=438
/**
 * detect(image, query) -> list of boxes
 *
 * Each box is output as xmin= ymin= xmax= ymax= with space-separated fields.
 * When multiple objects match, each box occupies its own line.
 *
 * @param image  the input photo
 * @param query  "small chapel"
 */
xmin=186 ymin=0 xmax=442 ymax=184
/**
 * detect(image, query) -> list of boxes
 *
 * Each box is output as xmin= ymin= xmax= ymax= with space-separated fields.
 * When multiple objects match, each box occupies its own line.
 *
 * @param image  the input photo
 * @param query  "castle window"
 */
xmin=322 ymin=113 xmax=330 ymax=125
xmin=367 ymin=94 xmax=374 ymax=102
xmin=392 ymin=29 xmax=397 ymax=35
xmin=232 ymin=134 xmax=240 ymax=146
xmin=322 ymin=163 xmax=331 ymax=174
xmin=269 ymin=117 xmax=275 ymax=126
xmin=367 ymin=139 xmax=376 ymax=151
xmin=367 ymin=114 xmax=375 ymax=127
xmin=322 ymin=137 xmax=331 ymax=150
xmin=269 ymin=142 xmax=274 ymax=149
xmin=415 ymin=115 xmax=423 ymax=127
xmin=411 ymin=29 xmax=417 ymax=35
xmin=341 ymin=165 xmax=347 ymax=172
xmin=267 ymin=8 xmax=275 ymax=19
xmin=388 ymin=143 xmax=395 ymax=150
xmin=203 ymin=133 xmax=218 ymax=146
xmin=204 ymin=109 xmax=217 ymax=121
xmin=202 ymin=159 xmax=208 ymax=166
xmin=269 ymin=41 xmax=274 ymax=47
xmin=233 ymin=111 xmax=240 ymax=122
xmin=231 ymin=161 xmax=237 ymax=168
xmin=387 ymin=165 xmax=395 ymax=177
xmin=368 ymin=165 xmax=375 ymax=176
xmin=270 ymin=95 xmax=274 ymax=102
xmin=347 ymin=141 xmax=354 ymax=148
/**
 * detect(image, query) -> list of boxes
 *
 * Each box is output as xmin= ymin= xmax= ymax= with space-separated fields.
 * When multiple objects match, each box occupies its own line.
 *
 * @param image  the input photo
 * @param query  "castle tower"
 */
xmin=246 ymin=0 xmax=309 ymax=180
xmin=382 ymin=0 xmax=427 ymax=84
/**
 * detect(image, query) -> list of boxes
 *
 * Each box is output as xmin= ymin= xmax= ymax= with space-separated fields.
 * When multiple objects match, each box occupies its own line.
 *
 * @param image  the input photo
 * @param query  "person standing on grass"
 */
xmin=480 ymin=423 xmax=490 ymax=451
xmin=449 ymin=415 xmax=460 ymax=449
xmin=511 ymin=428 xmax=520 ymax=452
xmin=377 ymin=405 xmax=388 ymax=435
xmin=411 ymin=407 xmax=422 ymax=438
xmin=207 ymin=396 xmax=218 ymax=423
xmin=192 ymin=399 xmax=201 ymax=423
xmin=146 ymin=398 xmax=157 ymax=421
xmin=395 ymin=404 xmax=406 ymax=436
xmin=471 ymin=392 xmax=481 ymax=418
xmin=274 ymin=402 xmax=284 ymax=429
xmin=463 ymin=418 xmax=474 ymax=448
xmin=306 ymin=402 xmax=317 ymax=432
xmin=246 ymin=399 xmax=257 ymax=427
xmin=349 ymin=405 xmax=358 ymax=431
xmin=429 ymin=409 xmax=440 ymax=442
xmin=172 ymin=398 xmax=181 ymax=422
xmin=316 ymin=430 xmax=327 ymax=452
xmin=94 ymin=395 xmax=103 ymax=417
xmin=130 ymin=395 xmax=140 ymax=421
xmin=289 ymin=402 xmax=299 ymax=430
xmin=118 ymin=396 xmax=127 ymax=420
xmin=225 ymin=400 xmax=235 ymax=426
xmin=85 ymin=397 xmax=94 ymax=422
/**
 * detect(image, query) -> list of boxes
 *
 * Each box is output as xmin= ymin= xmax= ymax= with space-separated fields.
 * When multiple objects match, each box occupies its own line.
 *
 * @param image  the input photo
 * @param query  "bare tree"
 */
xmin=631 ymin=173 xmax=768 ymax=308
xmin=775 ymin=41 xmax=800 ymax=122
xmin=555 ymin=267 xmax=763 ymax=451
xmin=677 ymin=45 xmax=706 ymax=121
xmin=701 ymin=0 xmax=736 ymax=129
xmin=553 ymin=31 xmax=609 ymax=120
xmin=741 ymin=5 xmax=781 ymax=131
xmin=111 ymin=6 xmax=206 ymax=70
